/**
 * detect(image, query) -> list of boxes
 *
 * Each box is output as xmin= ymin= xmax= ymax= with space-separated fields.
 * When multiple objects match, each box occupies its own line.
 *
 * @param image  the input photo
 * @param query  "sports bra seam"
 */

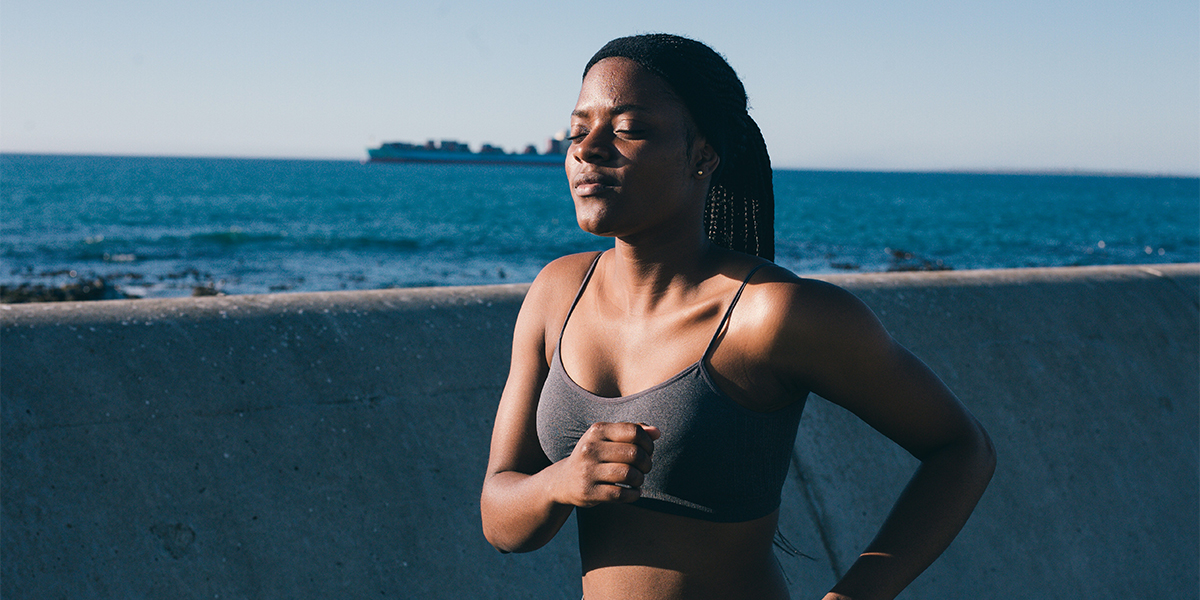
xmin=550 ymin=345 xmax=702 ymax=404
xmin=550 ymin=344 xmax=789 ymax=417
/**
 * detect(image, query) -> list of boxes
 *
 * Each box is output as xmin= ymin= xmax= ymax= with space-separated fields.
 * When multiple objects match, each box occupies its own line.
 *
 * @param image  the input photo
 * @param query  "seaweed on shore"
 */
xmin=885 ymin=248 xmax=953 ymax=272
xmin=0 ymin=279 xmax=129 ymax=303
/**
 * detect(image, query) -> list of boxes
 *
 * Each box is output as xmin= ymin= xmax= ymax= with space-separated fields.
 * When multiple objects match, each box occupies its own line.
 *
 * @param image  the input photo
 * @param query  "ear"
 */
xmin=692 ymin=140 xmax=720 ymax=179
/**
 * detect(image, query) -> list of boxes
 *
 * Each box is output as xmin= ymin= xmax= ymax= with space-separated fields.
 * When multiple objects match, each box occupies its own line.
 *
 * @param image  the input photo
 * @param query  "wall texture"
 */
xmin=3 ymin=264 xmax=1196 ymax=599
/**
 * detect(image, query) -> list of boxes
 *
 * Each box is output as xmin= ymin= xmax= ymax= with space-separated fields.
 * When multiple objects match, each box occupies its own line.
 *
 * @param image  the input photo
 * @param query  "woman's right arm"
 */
xmin=480 ymin=257 xmax=656 ymax=553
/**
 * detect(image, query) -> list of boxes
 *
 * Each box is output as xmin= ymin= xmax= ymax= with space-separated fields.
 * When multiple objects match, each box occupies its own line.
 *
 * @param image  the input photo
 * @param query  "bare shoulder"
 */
xmin=737 ymin=264 xmax=886 ymax=343
xmin=726 ymin=265 xmax=893 ymax=389
xmin=515 ymin=251 xmax=604 ymax=362
xmin=523 ymin=251 xmax=602 ymax=316
xmin=531 ymin=251 xmax=603 ymax=289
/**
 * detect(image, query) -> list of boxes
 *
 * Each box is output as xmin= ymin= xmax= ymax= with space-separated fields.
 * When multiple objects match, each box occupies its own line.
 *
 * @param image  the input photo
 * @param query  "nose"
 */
xmin=570 ymin=129 xmax=613 ymax=165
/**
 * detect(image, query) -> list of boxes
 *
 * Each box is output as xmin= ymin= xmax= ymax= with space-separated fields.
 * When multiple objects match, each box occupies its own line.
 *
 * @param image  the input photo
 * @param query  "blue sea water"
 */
xmin=2 ymin=153 xmax=1197 ymax=299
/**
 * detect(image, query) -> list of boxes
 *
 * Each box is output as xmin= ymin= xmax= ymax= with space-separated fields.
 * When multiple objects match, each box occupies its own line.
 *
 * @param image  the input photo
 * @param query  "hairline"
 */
xmin=578 ymin=59 xmax=705 ymax=157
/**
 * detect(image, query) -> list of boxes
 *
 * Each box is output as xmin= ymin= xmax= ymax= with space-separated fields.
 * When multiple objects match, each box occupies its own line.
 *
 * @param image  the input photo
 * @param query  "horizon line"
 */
xmin=2 ymin=150 xmax=1197 ymax=179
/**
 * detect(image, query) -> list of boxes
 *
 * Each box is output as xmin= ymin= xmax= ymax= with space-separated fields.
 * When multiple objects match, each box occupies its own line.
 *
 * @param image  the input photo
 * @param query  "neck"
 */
xmin=603 ymin=230 xmax=719 ymax=315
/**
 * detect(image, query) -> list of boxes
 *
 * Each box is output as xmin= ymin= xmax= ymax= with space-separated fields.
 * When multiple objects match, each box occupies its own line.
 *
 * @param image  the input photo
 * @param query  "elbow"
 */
xmin=977 ymin=422 xmax=997 ymax=483
xmin=480 ymin=501 xmax=518 ymax=553
xmin=479 ymin=497 xmax=550 ymax=554
xmin=480 ymin=517 xmax=513 ymax=553
xmin=482 ymin=529 xmax=516 ymax=554
xmin=921 ymin=417 xmax=996 ymax=487
xmin=481 ymin=522 xmax=545 ymax=554
xmin=487 ymin=539 xmax=541 ymax=554
xmin=954 ymin=417 xmax=996 ymax=489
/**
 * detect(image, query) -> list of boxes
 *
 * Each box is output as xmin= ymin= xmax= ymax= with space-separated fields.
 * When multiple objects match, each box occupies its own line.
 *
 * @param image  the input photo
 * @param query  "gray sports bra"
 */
xmin=536 ymin=253 xmax=806 ymax=522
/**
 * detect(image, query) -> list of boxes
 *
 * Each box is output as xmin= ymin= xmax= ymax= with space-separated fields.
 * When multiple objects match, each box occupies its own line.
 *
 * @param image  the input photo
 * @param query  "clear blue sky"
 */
xmin=3 ymin=0 xmax=1197 ymax=174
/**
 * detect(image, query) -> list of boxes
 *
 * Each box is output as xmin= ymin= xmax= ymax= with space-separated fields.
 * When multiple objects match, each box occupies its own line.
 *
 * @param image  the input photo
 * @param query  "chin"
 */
xmin=572 ymin=201 xmax=616 ymax=237
xmin=575 ymin=219 xmax=618 ymax=239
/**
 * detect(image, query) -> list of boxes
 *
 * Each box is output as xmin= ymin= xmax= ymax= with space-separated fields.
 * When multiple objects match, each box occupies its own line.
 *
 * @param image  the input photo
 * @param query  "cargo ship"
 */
xmin=367 ymin=135 xmax=568 ymax=166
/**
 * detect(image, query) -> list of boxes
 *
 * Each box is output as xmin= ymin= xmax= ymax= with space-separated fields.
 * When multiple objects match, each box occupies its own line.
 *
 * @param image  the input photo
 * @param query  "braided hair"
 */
xmin=585 ymin=34 xmax=775 ymax=261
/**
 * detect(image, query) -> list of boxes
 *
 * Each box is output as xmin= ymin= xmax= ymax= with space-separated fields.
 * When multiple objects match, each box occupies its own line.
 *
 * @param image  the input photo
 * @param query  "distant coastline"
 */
xmin=366 ymin=135 xmax=569 ymax=166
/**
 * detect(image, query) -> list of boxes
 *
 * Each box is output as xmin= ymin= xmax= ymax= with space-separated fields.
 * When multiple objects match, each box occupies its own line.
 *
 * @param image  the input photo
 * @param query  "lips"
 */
xmin=572 ymin=171 xmax=620 ymax=195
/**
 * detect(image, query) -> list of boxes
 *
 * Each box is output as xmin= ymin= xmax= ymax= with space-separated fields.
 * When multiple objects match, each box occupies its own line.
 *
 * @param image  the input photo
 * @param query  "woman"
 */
xmin=481 ymin=34 xmax=995 ymax=600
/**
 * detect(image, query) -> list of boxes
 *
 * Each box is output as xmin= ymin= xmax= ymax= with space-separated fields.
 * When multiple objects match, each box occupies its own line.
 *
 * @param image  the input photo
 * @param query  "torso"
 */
xmin=538 ymin=250 xmax=806 ymax=599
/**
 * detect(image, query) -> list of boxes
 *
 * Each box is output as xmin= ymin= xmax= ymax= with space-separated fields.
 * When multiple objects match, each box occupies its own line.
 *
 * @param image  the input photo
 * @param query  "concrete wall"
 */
xmin=3 ymin=264 xmax=1196 ymax=599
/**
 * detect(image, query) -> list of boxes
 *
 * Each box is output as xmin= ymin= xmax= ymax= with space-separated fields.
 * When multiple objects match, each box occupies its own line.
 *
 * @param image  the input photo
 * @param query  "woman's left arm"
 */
xmin=766 ymin=279 xmax=996 ymax=600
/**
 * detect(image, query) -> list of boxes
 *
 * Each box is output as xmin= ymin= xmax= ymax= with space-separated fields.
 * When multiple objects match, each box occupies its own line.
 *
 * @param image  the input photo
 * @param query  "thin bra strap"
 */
xmin=703 ymin=263 xmax=769 ymax=359
xmin=557 ymin=251 xmax=605 ymax=347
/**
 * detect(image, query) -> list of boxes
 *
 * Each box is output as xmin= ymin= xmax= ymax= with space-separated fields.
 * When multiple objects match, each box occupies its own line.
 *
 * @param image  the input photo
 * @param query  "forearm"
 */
xmin=827 ymin=427 xmax=996 ymax=600
xmin=481 ymin=466 xmax=575 ymax=553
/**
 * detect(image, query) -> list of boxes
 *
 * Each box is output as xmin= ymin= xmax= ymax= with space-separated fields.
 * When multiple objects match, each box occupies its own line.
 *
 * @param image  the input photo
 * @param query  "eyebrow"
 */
xmin=571 ymin=104 xmax=652 ymax=119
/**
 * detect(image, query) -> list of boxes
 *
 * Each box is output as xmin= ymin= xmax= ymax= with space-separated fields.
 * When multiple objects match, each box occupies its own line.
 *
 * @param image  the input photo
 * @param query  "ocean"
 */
xmin=2 ymin=153 xmax=1197 ymax=299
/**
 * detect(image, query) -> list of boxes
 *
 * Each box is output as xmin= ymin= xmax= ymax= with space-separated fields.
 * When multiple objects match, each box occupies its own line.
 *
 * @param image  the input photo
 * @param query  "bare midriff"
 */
xmin=577 ymin=503 xmax=790 ymax=600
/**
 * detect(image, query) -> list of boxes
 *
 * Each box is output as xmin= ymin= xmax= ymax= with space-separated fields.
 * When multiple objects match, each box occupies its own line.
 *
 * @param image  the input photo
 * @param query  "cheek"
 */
xmin=631 ymin=146 xmax=692 ymax=188
xmin=623 ymin=158 xmax=691 ymax=207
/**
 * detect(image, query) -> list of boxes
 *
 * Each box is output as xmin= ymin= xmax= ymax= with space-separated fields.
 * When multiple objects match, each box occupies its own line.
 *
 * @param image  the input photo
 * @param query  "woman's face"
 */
xmin=566 ymin=57 xmax=715 ymax=240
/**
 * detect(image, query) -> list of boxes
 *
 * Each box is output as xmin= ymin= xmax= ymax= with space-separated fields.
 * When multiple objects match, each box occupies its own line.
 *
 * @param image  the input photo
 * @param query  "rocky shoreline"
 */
xmin=0 ymin=279 xmax=128 ymax=303
xmin=0 ymin=248 xmax=958 ymax=304
xmin=0 ymin=279 xmax=229 ymax=303
xmin=0 ymin=271 xmax=225 ymax=304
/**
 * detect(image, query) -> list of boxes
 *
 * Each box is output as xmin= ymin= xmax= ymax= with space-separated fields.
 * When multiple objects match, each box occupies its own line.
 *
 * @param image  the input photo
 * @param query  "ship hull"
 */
xmin=366 ymin=147 xmax=565 ymax=166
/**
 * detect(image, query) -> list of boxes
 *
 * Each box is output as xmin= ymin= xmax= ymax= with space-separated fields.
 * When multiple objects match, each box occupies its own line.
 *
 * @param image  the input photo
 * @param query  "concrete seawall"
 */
xmin=3 ymin=264 xmax=1196 ymax=599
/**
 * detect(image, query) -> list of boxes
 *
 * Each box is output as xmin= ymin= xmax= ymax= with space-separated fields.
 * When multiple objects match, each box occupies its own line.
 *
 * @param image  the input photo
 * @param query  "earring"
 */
xmin=697 ymin=169 xmax=705 ymax=176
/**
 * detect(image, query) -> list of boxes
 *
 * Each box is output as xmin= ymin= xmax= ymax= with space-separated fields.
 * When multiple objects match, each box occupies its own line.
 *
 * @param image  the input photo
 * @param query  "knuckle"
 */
xmin=600 ymin=486 xmax=624 ymax=502
xmin=615 ymin=464 xmax=634 ymax=482
xmin=575 ymin=439 xmax=598 ymax=457
xmin=620 ymin=422 xmax=641 ymax=438
xmin=627 ymin=468 xmax=645 ymax=488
